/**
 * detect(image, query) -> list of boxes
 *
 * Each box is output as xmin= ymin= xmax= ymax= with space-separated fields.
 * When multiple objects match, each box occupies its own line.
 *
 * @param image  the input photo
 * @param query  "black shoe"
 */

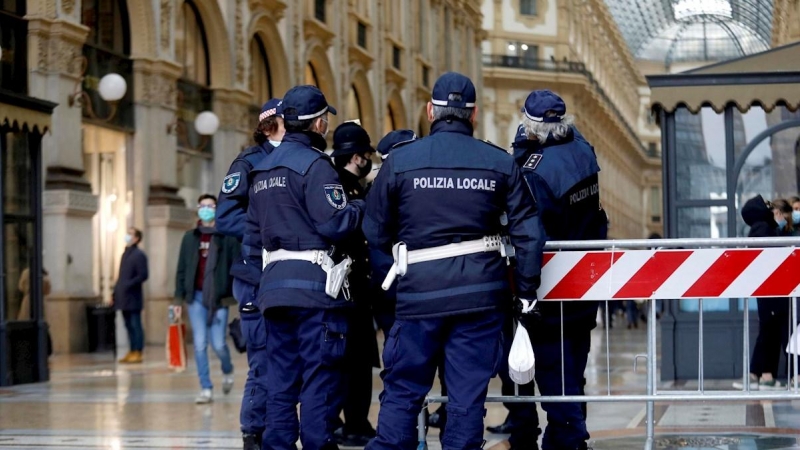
xmin=339 ymin=432 xmax=374 ymax=447
xmin=427 ymin=406 xmax=447 ymax=429
xmin=486 ymin=420 xmax=514 ymax=434
xmin=242 ymin=433 xmax=260 ymax=450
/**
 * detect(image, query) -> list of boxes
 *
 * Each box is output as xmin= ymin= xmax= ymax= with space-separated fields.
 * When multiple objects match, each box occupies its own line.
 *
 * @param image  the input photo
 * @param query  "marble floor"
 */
xmin=1 ymin=316 xmax=799 ymax=449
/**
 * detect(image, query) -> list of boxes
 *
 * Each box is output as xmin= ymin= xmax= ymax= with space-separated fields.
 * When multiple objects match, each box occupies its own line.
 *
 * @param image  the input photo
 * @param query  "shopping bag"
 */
xmin=508 ymin=320 xmax=535 ymax=385
xmin=787 ymin=323 xmax=800 ymax=355
xmin=166 ymin=305 xmax=187 ymax=372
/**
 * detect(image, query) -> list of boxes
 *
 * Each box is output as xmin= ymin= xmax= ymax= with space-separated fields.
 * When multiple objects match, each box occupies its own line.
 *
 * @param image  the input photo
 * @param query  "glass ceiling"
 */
xmin=604 ymin=0 xmax=773 ymax=64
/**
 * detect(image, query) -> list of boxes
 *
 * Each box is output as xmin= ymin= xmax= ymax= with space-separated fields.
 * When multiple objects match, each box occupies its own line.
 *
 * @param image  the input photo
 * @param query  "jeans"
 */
xmin=188 ymin=291 xmax=234 ymax=390
xmin=122 ymin=310 xmax=144 ymax=352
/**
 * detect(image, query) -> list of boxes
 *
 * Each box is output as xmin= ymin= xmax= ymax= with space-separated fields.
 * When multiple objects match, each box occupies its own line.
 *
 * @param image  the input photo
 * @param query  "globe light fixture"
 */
xmin=98 ymin=74 xmax=127 ymax=102
xmin=194 ymin=111 xmax=220 ymax=136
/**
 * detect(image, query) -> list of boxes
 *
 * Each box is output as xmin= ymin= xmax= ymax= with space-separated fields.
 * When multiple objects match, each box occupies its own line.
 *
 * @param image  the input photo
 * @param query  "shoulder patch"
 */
xmin=481 ymin=139 xmax=509 ymax=152
xmin=523 ymin=154 xmax=543 ymax=170
xmin=221 ymin=172 xmax=242 ymax=194
xmin=324 ymin=184 xmax=348 ymax=210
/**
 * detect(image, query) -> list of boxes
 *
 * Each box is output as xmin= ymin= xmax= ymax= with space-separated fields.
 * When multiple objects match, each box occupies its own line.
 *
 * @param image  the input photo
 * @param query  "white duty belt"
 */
xmin=381 ymin=235 xmax=503 ymax=291
xmin=262 ymin=249 xmax=352 ymax=300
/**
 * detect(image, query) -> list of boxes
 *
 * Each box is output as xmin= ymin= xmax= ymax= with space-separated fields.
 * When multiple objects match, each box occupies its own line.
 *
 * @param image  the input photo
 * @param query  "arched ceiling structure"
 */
xmin=604 ymin=0 xmax=773 ymax=64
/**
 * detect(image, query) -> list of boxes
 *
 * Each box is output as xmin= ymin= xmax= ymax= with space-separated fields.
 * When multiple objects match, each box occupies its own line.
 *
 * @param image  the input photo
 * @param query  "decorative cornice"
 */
xmin=304 ymin=17 xmax=336 ymax=48
xmin=132 ymin=58 xmax=182 ymax=108
xmin=349 ymin=44 xmax=375 ymax=69
xmin=213 ymin=88 xmax=253 ymax=132
xmin=43 ymin=190 xmax=99 ymax=217
xmin=27 ymin=18 xmax=89 ymax=79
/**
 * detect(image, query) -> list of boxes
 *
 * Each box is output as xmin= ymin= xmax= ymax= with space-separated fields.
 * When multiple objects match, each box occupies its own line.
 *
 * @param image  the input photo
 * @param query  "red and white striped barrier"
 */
xmin=538 ymin=248 xmax=800 ymax=301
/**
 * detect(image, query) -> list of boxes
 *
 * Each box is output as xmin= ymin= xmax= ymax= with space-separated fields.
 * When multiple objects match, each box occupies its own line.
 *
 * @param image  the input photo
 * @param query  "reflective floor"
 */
xmin=1 ymin=314 xmax=799 ymax=449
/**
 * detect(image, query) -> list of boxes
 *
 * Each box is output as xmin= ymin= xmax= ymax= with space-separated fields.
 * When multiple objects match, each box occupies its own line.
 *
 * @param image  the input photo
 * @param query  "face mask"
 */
xmin=358 ymin=157 xmax=373 ymax=179
xmin=124 ymin=234 xmax=133 ymax=245
xmin=198 ymin=206 xmax=216 ymax=222
xmin=318 ymin=119 xmax=329 ymax=138
xmin=777 ymin=218 xmax=787 ymax=229
xmin=792 ymin=211 xmax=800 ymax=224
xmin=269 ymin=140 xmax=281 ymax=148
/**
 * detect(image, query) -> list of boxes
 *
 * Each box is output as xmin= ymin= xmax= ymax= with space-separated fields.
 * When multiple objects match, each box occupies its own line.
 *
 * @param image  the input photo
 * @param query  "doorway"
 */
xmin=83 ymin=125 xmax=130 ymax=305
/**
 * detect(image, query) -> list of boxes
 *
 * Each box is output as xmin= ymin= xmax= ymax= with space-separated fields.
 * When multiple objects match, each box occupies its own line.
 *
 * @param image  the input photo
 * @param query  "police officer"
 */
xmin=512 ymin=90 xmax=608 ymax=450
xmin=245 ymin=85 xmax=365 ymax=450
xmin=329 ymin=122 xmax=380 ymax=446
xmin=363 ymin=72 xmax=546 ymax=450
xmin=217 ymin=98 xmax=284 ymax=450
xmin=370 ymin=129 xmax=418 ymax=334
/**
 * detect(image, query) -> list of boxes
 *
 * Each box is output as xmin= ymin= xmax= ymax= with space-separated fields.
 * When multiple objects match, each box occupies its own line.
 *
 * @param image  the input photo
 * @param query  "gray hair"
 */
xmin=431 ymin=105 xmax=473 ymax=122
xmin=522 ymin=112 xmax=575 ymax=142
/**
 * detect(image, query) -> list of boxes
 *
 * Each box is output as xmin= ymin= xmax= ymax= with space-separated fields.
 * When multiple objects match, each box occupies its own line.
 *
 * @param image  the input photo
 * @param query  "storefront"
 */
xmin=0 ymin=91 xmax=56 ymax=386
xmin=649 ymin=42 xmax=800 ymax=380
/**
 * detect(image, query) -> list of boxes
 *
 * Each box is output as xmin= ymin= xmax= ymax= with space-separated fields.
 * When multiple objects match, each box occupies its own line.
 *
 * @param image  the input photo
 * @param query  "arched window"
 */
xmin=384 ymin=105 xmax=396 ymax=135
xmin=82 ymin=0 xmax=130 ymax=54
xmin=305 ymin=63 xmax=320 ymax=87
xmin=176 ymin=0 xmax=210 ymax=86
xmin=346 ymin=85 xmax=362 ymax=122
xmin=250 ymin=35 xmax=273 ymax=103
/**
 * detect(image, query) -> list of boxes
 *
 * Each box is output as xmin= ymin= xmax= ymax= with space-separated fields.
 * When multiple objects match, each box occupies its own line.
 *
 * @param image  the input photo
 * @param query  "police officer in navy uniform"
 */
xmin=329 ymin=121 xmax=380 ymax=446
xmin=363 ymin=72 xmax=547 ymax=450
xmin=245 ymin=85 xmax=365 ymax=450
xmin=217 ymin=98 xmax=284 ymax=450
xmin=511 ymin=90 xmax=608 ymax=450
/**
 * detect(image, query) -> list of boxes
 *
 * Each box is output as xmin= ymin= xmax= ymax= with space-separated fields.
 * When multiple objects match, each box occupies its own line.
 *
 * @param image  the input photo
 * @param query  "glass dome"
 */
xmin=604 ymin=0 xmax=774 ymax=64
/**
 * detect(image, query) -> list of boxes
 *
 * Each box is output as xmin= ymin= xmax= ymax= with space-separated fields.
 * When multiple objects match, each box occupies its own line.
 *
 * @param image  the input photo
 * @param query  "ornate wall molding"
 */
xmin=160 ymin=0 xmax=172 ymax=53
xmin=235 ymin=0 xmax=246 ymax=85
xmin=145 ymin=204 xmax=196 ymax=228
xmin=213 ymin=88 xmax=253 ymax=132
xmin=133 ymin=58 xmax=182 ymax=108
xmin=43 ymin=190 xmax=99 ymax=217
xmin=27 ymin=18 xmax=89 ymax=78
xmin=61 ymin=0 xmax=75 ymax=15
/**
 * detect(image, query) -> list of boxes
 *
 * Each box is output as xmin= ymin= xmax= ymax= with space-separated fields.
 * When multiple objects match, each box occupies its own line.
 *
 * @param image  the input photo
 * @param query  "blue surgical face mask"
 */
xmin=269 ymin=140 xmax=281 ymax=148
xmin=198 ymin=206 xmax=216 ymax=222
xmin=792 ymin=211 xmax=800 ymax=224
xmin=777 ymin=218 xmax=787 ymax=229
xmin=124 ymin=234 xmax=132 ymax=245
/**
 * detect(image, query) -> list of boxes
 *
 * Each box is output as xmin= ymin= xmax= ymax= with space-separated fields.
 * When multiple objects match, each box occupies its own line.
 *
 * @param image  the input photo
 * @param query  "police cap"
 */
xmin=377 ymin=129 xmax=417 ymax=159
xmin=431 ymin=72 xmax=476 ymax=109
xmin=522 ymin=90 xmax=566 ymax=123
xmin=331 ymin=122 xmax=374 ymax=157
xmin=258 ymin=98 xmax=283 ymax=122
xmin=281 ymin=85 xmax=337 ymax=121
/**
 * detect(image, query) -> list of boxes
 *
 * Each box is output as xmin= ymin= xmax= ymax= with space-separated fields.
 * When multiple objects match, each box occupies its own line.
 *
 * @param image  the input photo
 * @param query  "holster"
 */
xmin=322 ymin=256 xmax=353 ymax=300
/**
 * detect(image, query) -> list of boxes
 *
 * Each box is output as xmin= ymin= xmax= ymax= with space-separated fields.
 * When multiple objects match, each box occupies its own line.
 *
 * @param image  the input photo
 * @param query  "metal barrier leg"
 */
xmin=645 ymin=298 xmax=656 ymax=450
xmin=793 ymin=298 xmax=798 ymax=392
xmin=417 ymin=402 xmax=428 ymax=450
xmin=743 ymin=298 xmax=751 ymax=392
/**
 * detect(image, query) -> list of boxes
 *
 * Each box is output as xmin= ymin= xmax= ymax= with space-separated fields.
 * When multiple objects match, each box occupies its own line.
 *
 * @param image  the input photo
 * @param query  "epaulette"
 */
xmin=481 ymin=139 xmax=510 ymax=153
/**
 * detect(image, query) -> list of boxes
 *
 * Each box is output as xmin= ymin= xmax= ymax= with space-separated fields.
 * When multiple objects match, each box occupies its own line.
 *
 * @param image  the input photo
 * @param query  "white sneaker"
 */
xmin=195 ymin=389 xmax=213 ymax=404
xmin=222 ymin=375 xmax=234 ymax=395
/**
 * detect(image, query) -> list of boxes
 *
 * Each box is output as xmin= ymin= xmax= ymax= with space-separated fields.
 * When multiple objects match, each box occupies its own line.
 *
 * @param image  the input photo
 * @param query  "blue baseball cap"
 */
xmin=431 ymin=72 xmax=476 ymax=109
xmin=258 ymin=98 xmax=283 ymax=122
xmin=281 ymin=85 xmax=337 ymax=121
xmin=522 ymin=90 xmax=566 ymax=123
xmin=377 ymin=129 xmax=417 ymax=159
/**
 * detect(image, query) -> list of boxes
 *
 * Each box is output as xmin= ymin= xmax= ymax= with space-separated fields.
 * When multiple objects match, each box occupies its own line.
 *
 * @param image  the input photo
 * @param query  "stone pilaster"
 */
xmin=144 ymin=204 xmax=196 ymax=345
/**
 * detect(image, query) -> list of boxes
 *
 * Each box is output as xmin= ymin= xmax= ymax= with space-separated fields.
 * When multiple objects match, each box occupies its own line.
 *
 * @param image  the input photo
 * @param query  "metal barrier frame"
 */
xmin=416 ymin=237 xmax=800 ymax=450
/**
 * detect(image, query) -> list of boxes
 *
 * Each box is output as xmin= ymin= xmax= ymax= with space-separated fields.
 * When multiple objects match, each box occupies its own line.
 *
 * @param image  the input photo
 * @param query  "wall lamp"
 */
xmin=166 ymin=91 xmax=220 ymax=152
xmin=68 ymin=56 xmax=127 ymax=121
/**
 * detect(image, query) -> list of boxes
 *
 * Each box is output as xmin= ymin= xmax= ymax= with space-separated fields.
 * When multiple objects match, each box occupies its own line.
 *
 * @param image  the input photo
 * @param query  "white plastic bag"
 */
xmin=508 ymin=321 xmax=535 ymax=385
xmin=787 ymin=324 xmax=800 ymax=355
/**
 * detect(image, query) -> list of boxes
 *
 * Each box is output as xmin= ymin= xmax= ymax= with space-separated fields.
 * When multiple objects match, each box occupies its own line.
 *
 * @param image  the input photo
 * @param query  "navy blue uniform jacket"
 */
xmin=513 ymin=127 xmax=607 ymax=330
xmin=363 ymin=119 xmax=546 ymax=319
xmin=245 ymin=131 xmax=365 ymax=311
xmin=216 ymin=142 xmax=274 ymax=287
xmin=113 ymin=245 xmax=148 ymax=311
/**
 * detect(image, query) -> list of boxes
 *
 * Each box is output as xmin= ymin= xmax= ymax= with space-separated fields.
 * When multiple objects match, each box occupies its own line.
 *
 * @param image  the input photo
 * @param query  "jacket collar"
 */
xmin=282 ymin=131 xmax=328 ymax=152
xmin=430 ymin=117 xmax=474 ymax=136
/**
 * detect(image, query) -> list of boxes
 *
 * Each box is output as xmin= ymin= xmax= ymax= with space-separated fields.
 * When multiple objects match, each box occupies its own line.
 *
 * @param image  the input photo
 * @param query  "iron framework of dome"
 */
xmin=604 ymin=0 xmax=773 ymax=64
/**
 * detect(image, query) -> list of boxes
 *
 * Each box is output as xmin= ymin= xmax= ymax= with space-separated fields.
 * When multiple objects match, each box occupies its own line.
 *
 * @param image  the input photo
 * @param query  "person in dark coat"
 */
xmin=113 ymin=227 xmax=149 ymax=364
xmin=175 ymin=194 xmax=241 ymax=404
xmin=330 ymin=121 xmax=380 ymax=446
xmin=739 ymin=195 xmax=793 ymax=389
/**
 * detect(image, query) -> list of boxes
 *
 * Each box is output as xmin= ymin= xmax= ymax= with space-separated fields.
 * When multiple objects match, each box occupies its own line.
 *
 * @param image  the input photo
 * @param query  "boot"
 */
xmin=118 ymin=352 xmax=133 ymax=363
xmin=242 ymin=433 xmax=260 ymax=450
xmin=126 ymin=351 xmax=143 ymax=364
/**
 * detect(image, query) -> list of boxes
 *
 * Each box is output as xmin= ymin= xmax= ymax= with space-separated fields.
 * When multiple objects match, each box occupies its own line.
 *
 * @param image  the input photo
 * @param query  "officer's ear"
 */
xmin=469 ymin=105 xmax=479 ymax=125
xmin=426 ymin=102 xmax=434 ymax=122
